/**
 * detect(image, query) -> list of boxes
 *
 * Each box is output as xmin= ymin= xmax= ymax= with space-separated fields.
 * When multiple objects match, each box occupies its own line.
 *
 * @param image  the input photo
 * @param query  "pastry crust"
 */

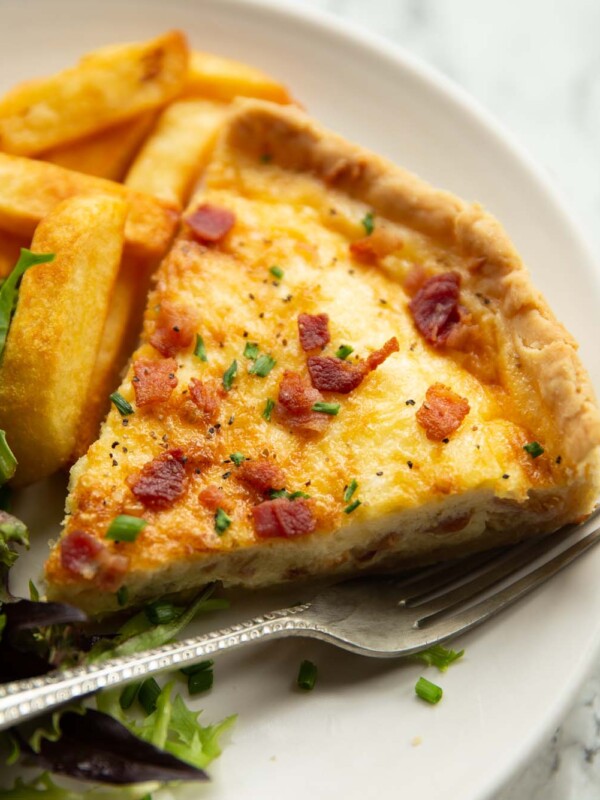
xmin=45 ymin=100 xmax=600 ymax=615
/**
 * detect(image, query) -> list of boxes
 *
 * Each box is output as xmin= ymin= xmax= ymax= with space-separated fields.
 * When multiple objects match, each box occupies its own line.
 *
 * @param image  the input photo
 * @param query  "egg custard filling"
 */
xmin=45 ymin=100 xmax=600 ymax=614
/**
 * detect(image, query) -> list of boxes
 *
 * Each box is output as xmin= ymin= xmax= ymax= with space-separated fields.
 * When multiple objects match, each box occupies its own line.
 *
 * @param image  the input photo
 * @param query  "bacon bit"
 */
xmin=297 ymin=313 xmax=330 ymax=352
xmin=349 ymin=227 xmax=403 ymax=262
xmin=403 ymin=264 xmax=428 ymax=297
xmin=128 ymin=449 xmax=186 ymax=509
xmin=60 ymin=530 xmax=128 ymax=589
xmin=60 ymin=531 xmax=104 ymax=580
xmin=276 ymin=370 xmax=330 ymax=432
xmin=132 ymin=358 xmax=178 ymax=407
xmin=199 ymin=485 xmax=227 ymax=511
xmin=184 ymin=204 xmax=236 ymax=243
xmin=307 ymin=337 xmax=398 ymax=394
xmin=189 ymin=378 xmax=221 ymax=422
xmin=307 ymin=356 xmax=365 ymax=394
xmin=409 ymin=272 xmax=462 ymax=346
xmin=150 ymin=301 xmax=198 ymax=358
xmin=237 ymin=459 xmax=286 ymax=494
xmin=416 ymin=384 xmax=470 ymax=441
xmin=252 ymin=498 xmax=316 ymax=538
xmin=365 ymin=337 xmax=399 ymax=371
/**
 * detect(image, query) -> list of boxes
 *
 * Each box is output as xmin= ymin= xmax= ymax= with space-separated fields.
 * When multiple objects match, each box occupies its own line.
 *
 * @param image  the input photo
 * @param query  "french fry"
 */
xmin=125 ymin=99 xmax=227 ymax=206
xmin=0 ymin=195 xmax=127 ymax=486
xmin=71 ymin=253 xmax=153 ymax=460
xmin=0 ymin=30 xmax=189 ymax=156
xmin=185 ymin=51 xmax=292 ymax=104
xmin=0 ymin=152 xmax=179 ymax=261
xmin=0 ymin=230 xmax=27 ymax=279
xmin=40 ymin=112 xmax=157 ymax=181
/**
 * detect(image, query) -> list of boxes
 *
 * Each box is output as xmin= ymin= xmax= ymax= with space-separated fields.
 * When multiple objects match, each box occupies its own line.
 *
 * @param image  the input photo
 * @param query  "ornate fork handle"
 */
xmin=0 ymin=604 xmax=315 ymax=732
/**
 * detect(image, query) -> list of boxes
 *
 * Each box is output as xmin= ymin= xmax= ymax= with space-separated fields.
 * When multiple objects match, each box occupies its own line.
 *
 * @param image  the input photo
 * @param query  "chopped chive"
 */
xmin=0 ymin=430 xmax=17 ymax=484
xmin=145 ymin=599 xmax=181 ymax=625
xmin=243 ymin=342 xmax=260 ymax=360
xmin=222 ymin=360 xmax=238 ymax=391
xmin=412 ymin=644 xmax=464 ymax=672
xmin=415 ymin=676 xmax=443 ymax=704
xmin=194 ymin=334 xmax=207 ymax=362
xmin=343 ymin=479 xmax=358 ymax=503
xmin=106 ymin=514 xmax=147 ymax=543
xmin=29 ymin=579 xmax=40 ymax=602
xmin=523 ymin=441 xmax=544 ymax=458
xmin=270 ymin=488 xmax=288 ymax=499
xmin=119 ymin=681 xmax=141 ymax=711
xmin=289 ymin=490 xmax=311 ymax=500
xmin=180 ymin=659 xmax=214 ymax=677
xmin=361 ymin=211 xmax=374 ymax=236
xmin=335 ymin=344 xmax=354 ymax=360
xmin=230 ymin=452 xmax=246 ymax=466
xmin=138 ymin=678 xmax=161 ymax=715
xmin=312 ymin=402 xmax=340 ymax=416
xmin=0 ymin=248 xmax=55 ymax=362
xmin=0 ymin=484 xmax=11 ymax=512
xmin=188 ymin=668 xmax=214 ymax=695
xmin=269 ymin=265 xmax=284 ymax=280
xmin=262 ymin=398 xmax=275 ymax=421
xmin=215 ymin=507 xmax=231 ymax=535
xmin=110 ymin=392 xmax=134 ymax=417
xmin=116 ymin=586 xmax=129 ymax=607
xmin=249 ymin=353 xmax=276 ymax=377
xmin=344 ymin=499 xmax=361 ymax=514
xmin=297 ymin=660 xmax=318 ymax=691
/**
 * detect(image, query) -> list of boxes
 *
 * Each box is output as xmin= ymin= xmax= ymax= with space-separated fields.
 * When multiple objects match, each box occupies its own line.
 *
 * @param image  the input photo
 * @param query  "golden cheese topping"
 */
xmin=45 ymin=116 xmax=576 ymax=608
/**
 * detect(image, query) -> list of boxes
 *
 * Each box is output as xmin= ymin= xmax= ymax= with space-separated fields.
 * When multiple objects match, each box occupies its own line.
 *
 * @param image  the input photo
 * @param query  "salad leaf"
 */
xmin=0 ymin=249 xmax=54 ymax=362
xmin=127 ymin=683 xmax=236 ymax=770
xmin=94 ymin=585 xmax=228 ymax=662
xmin=19 ymin=708 xmax=208 ymax=785
xmin=0 ymin=511 xmax=29 ymax=571
xmin=0 ymin=773 xmax=158 ymax=800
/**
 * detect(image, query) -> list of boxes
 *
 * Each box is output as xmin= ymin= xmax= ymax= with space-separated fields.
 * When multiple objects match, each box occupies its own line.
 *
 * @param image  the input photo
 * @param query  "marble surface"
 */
xmin=296 ymin=1 xmax=600 ymax=798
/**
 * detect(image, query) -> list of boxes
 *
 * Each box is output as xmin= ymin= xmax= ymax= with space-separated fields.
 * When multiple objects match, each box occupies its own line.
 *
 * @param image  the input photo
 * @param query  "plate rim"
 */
xmin=5 ymin=1 xmax=600 ymax=797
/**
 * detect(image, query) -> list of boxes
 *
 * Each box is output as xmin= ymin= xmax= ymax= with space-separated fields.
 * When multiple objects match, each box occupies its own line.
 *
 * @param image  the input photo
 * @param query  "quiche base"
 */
xmin=45 ymin=100 xmax=600 ymax=615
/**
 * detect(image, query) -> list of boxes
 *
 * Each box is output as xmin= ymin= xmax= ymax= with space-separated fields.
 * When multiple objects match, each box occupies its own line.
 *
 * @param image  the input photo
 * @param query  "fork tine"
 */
xmin=404 ymin=519 xmax=589 ymax=613
xmin=414 ymin=523 xmax=600 ymax=636
xmin=395 ymin=548 xmax=506 ymax=601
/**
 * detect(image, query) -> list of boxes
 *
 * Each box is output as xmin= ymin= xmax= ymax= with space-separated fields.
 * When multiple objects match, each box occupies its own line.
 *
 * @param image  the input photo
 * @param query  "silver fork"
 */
xmin=1 ymin=510 xmax=599 ymax=732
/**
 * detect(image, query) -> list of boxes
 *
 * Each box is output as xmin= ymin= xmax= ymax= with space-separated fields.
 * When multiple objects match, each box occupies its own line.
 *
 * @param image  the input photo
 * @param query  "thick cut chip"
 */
xmin=71 ymin=254 xmax=155 ymax=460
xmin=0 ymin=153 xmax=179 ymax=261
xmin=0 ymin=31 xmax=189 ymax=156
xmin=39 ymin=112 xmax=157 ymax=181
xmin=45 ymin=100 xmax=600 ymax=615
xmin=125 ymin=99 xmax=227 ymax=206
xmin=185 ymin=51 xmax=292 ymax=104
xmin=0 ymin=194 xmax=127 ymax=486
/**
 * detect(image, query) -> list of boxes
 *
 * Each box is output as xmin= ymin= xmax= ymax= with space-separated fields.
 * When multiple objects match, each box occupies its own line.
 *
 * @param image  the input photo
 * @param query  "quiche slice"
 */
xmin=45 ymin=99 xmax=600 ymax=614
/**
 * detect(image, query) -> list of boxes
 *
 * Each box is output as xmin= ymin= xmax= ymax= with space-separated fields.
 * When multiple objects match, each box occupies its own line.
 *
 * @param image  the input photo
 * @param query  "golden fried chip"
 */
xmin=125 ymin=99 xmax=227 ymax=206
xmin=0 ymin=194 xmax=127 ymax=486
xmin=0 ymin=30 xmax=189 ymax=156
xmin=186 ymin=50 xmax=292 ymax=104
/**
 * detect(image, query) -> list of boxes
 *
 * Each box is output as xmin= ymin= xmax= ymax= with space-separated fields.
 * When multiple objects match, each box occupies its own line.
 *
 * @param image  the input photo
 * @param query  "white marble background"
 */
xmin=297 ymin=1 xmax=600 ymax=797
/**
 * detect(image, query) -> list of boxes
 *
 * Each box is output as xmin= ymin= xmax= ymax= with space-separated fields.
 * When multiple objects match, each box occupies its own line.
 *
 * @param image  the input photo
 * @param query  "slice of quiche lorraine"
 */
xmin=45 ymin=99 xmax=600 ymax=614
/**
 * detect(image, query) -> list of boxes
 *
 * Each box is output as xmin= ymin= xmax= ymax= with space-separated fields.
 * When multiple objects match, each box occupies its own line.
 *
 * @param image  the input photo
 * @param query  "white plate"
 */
xmin=3 ymin=1 xmax=600 ymax=798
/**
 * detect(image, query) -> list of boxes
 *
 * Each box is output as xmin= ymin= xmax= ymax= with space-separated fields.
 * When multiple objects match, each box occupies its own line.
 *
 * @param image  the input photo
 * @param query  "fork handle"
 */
xmin=0 ymin=605 xmax=314 ymax=731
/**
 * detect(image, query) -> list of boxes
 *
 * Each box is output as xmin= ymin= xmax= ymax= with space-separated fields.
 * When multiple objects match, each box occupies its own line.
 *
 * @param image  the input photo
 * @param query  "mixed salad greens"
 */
xmin=0 ymin=465 xmax=463 ymax=796
xmin=0 ymin=515 xmax=235 ymax=797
